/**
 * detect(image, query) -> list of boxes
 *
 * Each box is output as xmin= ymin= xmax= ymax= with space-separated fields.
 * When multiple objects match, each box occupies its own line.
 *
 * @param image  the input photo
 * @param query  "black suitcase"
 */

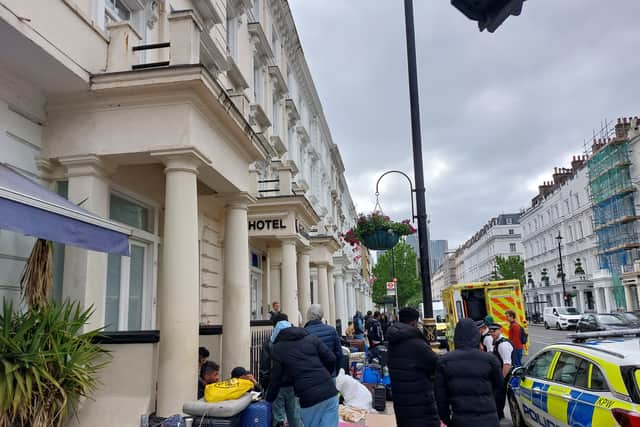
xmin=373 ymin=384 xmax=386 ymax=412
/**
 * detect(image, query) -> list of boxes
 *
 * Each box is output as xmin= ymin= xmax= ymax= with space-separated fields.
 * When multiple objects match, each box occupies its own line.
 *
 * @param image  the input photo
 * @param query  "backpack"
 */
xmin=520 ymin=325 xmax=528 ymax=345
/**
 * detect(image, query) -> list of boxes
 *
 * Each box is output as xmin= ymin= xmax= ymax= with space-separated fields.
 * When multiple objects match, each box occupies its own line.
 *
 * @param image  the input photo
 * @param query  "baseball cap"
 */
xmin=484 ymin=315 xmax=495 ymax=325
xmin=231 ymin=367 xmax=250 ymax=378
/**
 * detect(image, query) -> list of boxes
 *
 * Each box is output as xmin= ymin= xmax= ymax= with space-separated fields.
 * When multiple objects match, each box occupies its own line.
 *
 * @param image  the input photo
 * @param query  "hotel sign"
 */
xmin=248 ymin=219 xmax=287 ymax=231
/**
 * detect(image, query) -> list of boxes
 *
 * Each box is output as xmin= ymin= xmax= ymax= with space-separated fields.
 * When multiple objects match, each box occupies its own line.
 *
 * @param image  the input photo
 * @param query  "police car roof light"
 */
xmin=612 ymin=407 xmax=640 ymax=427
xmin=568 ymin=328 xmax=640 ymax=343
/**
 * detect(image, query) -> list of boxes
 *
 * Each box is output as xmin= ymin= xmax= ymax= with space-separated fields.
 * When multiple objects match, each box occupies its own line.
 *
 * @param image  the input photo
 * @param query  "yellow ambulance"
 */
xmin=441 ymin=279 xmax=528 ymax=351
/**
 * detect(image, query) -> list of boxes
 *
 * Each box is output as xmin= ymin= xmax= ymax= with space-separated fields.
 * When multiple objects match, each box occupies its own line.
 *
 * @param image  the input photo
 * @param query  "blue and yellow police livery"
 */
xmin=507 ymin=329 xmax=640 ymax=427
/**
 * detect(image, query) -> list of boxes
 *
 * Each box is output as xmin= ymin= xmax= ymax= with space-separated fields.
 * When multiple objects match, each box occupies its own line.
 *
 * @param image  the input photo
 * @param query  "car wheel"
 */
xmin=544 ymin=321 xmax=549 ymax=329
xmin=556 ymin=322 xmax=562 ymax=330
xmin=508 ymin=391 xmax=525 ymax=427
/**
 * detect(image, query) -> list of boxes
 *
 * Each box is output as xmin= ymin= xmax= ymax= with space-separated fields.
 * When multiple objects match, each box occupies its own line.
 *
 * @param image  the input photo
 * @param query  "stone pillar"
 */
xmin=317 ymin=263 xmax=330 ymax=322
xmin=334 ymin=270 xmax=346 ymax=327
xmin=60 ymin=156 xmax=110 ymax=331
xmin=221 ymin=193 xmax=254 ymax=378
xmin=268 ymin=247 xmax=281 ymax=307
xmin=594 ymin=288 xmax=605 ymax=313
xmin=156 ymin=156 xmax=200 ymax=416
xmin=354 ymin=283 xmax=361 ymax=313
xmin=327 ymin=266 xmax=336 ymax=326
xmin=297 ymin=250 xmax=311 ymax=319
xmin=604 ymin=287 xmax=615 ymax=312
xmin=281 ymin=239 xmax=298 ymax=319
xmin=624 ymin=285 xmax=635 ymax=311
xmin=578 ymin=289 xmax=586 ymax=313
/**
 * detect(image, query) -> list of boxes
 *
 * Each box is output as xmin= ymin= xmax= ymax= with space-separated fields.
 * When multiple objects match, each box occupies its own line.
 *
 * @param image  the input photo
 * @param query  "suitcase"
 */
xmin=190 ymin=414 xmax=241 ymax=427
xmin=239 ymin=401 xmax=271 ymax=427
xmin=373 ymin=385 xmax=386 ymax=412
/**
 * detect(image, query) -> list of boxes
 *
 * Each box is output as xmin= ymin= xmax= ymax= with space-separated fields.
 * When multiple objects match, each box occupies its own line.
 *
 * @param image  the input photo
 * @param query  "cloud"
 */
xmin=289 ymin=0 xmax=640 ymax=248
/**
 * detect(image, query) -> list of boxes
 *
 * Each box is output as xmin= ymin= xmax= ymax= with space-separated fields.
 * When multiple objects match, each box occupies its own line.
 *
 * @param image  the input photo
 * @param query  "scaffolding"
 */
xmin=588 ymin=135 xmax=639 ymax=307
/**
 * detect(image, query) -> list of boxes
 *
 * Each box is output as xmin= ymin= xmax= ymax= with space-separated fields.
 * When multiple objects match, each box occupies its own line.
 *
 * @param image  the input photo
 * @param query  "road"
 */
xmin=524 ymin=324 xmax=573 ymax=363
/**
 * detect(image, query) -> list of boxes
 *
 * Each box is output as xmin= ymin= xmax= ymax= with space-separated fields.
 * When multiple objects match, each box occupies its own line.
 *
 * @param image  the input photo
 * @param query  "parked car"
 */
xmin=612 ymin=311 xmax=640 ymax=328
xmin=543 ymin=306 xmax=582 ymax=330
xmin=576 ymin=313 xmax=631 ymax=332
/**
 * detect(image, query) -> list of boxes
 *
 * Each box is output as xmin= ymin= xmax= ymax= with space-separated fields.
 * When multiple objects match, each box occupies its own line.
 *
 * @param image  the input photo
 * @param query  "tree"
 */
xmin=495 ymin=255 xmax=525 ymax=285
xmin=372 ymin=241 xmax=422 ymax=308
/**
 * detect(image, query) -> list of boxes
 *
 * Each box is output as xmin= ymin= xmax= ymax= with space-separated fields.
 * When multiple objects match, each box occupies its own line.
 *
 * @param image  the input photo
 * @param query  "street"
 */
xmin=524 ymin=324 xmax=573 ymax=363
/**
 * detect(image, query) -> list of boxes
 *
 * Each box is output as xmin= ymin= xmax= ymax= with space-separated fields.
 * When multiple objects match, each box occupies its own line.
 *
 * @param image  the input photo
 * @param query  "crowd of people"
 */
xmin=195 ymin=302 xmax=527 ymax=427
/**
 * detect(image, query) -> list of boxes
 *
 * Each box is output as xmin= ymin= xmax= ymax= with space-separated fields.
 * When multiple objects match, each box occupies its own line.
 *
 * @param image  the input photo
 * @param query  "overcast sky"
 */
xmin=288 ymin=1 xmax=640 ymax=248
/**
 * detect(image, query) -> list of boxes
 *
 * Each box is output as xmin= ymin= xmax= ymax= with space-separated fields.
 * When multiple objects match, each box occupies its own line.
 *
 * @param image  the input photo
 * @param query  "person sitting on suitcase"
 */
xmin=197 ymin=361 xmax=220 ymax=399
xmin=231 ymin=366 xmax=262 ymax=393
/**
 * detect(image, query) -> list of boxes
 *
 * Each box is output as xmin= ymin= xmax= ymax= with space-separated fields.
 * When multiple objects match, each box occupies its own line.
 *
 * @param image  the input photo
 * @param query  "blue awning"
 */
xmin=0 ymin=163 xmax=130 ymax=256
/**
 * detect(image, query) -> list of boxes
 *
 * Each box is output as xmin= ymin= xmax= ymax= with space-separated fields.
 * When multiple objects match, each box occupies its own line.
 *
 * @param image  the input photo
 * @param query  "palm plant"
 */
xmin=0 ymin=301 xmax=108 ymax=427
xmin=0 ymin=237 xmax=109 ymax=427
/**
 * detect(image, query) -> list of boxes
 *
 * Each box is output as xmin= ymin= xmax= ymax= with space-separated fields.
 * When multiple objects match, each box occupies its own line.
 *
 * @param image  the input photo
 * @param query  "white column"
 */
xmin=604 ymin=287 xmax=615 ymax=311
xmin=624 ymin=285 xmax=635 ymax=311
xmin=334 ymin=270 xmax=346 ymax=327
xmin=317 ymin=263 xmax=330 ymax=322
xmin=298 ymin=250 xmax=311 ymax=320
xmin=269 ymin=247 xmax=281 ymax=307
xmin=156 ymin=156 xmax=200 ymax=416
xmin=578 ymin=289 xmax=586 ymax=313
xmin=327 ymin=266 xmax=336 ymax=326
xmin=281 ymin=239 xmax=298 ymax=319
xmin=60 ymin=156 xmax=110 ymax=331
xmin=221 ymin=194 xmax=254 ymax=378
xmin=594 ymin=288 xmax=605 ymax=313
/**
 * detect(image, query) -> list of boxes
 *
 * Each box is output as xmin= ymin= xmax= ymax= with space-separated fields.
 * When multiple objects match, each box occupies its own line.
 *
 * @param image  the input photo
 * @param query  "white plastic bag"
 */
xmin=336 ymin=369 xmax=373 ymax=411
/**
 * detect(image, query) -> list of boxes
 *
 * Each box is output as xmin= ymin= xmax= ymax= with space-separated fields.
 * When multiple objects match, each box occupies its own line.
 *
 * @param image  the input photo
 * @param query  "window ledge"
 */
xmin=251 ymin=103 xmax=271 ymax=128
xmin=248 ymin=22 xmax=274 ymax=58
xmin=92 ymin=330 xmax=160 ymax=344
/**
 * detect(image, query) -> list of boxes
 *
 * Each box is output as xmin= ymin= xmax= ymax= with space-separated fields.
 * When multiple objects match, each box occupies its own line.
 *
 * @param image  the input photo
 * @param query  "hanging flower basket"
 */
xmin=341 ymin=212 xmax=416 ymax=250
xmin=361 ymin=229 xmax=400 ymax=250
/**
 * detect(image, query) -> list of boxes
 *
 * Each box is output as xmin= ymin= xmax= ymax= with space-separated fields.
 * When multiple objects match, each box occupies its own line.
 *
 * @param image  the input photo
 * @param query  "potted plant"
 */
xmin=574 ymin=258 xmax=585 ymax=276
xmin=541 ymin=268 xmax=550 ymax=286
xmin=0 ymin=239 xmax=109 ymax=427
xmin=342 ymin=212 xmax=416 ymax=250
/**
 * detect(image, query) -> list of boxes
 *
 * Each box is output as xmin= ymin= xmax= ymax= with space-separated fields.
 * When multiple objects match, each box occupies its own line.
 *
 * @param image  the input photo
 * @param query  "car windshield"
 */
xmin=620 ymin=312 xmax=640 ymax=321
xmin=557 ymin=308 xmax=579 ymax=315
xmin=597 ymin=314 xmax=628 ymax=325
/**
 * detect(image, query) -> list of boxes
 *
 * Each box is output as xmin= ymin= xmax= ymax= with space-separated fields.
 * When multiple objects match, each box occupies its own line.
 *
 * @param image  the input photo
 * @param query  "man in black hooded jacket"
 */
xmin=387 ymin=307 xmax=440 ymax=427
xmin=435 ymin=318 xmax=503 ymax=427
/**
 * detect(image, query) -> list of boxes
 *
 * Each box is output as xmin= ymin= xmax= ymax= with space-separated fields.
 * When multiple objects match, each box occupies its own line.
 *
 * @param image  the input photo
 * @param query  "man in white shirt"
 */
xmin=488 ymin=323 xmax=513 ymax=421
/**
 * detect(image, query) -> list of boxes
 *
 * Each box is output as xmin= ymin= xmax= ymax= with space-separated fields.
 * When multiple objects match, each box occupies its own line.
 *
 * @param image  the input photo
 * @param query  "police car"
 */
xmin=507 ymin=329 xmax=640 ymax=427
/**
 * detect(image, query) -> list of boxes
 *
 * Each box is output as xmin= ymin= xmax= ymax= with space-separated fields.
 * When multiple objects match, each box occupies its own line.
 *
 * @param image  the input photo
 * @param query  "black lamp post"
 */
xmin=403 ymin=1 xmax=434 ymax=337
xmin=556 ymin=232 xmax=567 ymax=307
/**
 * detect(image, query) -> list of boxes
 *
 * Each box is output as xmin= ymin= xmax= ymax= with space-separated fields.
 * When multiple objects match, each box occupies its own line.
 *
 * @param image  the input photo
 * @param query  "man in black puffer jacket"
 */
xmin=435 ymin=319 xmax=503 ymax=427
xmin=387 ymin=307 xmax=440 ymax=427
xmin=304 ymin=304 xmax=342 ymax=376
xmin=266 ymin=324 xmax=338 ymax=427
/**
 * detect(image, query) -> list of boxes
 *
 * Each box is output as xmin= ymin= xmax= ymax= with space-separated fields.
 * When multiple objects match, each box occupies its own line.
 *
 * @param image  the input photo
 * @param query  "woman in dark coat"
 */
xmin=387 ymin=307 xmax=440 ymax=427
xmin=435 ymin=319 xmax=503 ymax=427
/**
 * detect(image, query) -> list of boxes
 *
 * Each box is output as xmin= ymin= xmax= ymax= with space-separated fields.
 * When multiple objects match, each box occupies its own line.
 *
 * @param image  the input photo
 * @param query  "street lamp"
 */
xmin=555 ymin=232 xmax=568 ymax=307
xmin=404 ymin=0 xmax=435 ymax=342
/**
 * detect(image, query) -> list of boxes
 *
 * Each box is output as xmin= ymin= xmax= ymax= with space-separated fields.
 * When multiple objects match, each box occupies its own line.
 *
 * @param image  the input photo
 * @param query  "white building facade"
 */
xmin=0 ymin=0 xmax=370 ymax=424
xmin=520 ymin=159 xmax=605 ymax=315
xmin=460 ymin=214 xmax=523 ymax=283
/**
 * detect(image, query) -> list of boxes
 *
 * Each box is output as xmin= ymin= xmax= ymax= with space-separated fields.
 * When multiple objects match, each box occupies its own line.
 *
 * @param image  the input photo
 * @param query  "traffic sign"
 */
xmin=386 ymin=281 xmax=396 ymax=290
